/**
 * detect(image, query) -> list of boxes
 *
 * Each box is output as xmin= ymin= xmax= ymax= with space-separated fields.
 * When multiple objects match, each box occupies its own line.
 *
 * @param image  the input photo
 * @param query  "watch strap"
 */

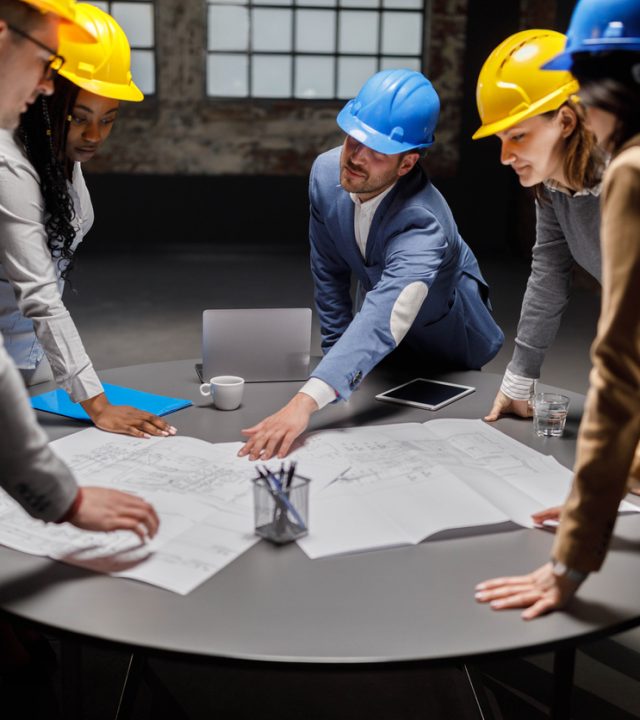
xmin=551 ymin=559 xmax=589 ymax=584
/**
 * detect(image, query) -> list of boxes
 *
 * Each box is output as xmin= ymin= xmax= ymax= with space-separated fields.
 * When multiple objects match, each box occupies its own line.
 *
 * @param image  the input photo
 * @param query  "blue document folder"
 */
xmin=31 ymin=383 xmax=192 ymax=421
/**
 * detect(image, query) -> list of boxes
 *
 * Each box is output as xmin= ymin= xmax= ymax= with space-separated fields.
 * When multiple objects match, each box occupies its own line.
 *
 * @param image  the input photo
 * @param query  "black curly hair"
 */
xmin=18 ymin=75 xmax=81 ymax=282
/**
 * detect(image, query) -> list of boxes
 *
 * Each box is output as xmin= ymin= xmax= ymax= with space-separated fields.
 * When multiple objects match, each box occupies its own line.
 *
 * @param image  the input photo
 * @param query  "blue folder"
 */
xmin=30 ymin=383 xmax=192 ymax=421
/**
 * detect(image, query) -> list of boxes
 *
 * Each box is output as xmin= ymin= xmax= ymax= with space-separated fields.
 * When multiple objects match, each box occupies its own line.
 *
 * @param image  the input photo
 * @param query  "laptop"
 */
xmin=200 ymin=308 xmax=312 ymax=383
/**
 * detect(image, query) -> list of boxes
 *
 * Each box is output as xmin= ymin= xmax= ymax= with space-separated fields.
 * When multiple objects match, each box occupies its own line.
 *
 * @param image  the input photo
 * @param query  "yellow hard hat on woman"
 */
xmin=472 ymin=29 xmax=579 ymax=140
xmin=57 ymin=3 xmax=143 ymax=102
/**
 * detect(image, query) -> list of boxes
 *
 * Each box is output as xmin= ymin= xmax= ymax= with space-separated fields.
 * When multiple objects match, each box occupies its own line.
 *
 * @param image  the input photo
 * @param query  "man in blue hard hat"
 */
xmin=239 ymin=69 xmax=504 ymax=461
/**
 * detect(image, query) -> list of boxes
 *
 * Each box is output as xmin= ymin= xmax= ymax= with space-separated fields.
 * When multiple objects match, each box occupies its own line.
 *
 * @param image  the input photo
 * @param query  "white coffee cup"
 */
xmin=200 ymin=375 xmax=245 ymax=410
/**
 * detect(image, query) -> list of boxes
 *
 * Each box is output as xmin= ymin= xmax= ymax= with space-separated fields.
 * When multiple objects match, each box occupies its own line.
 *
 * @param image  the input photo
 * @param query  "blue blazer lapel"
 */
xmin=365 ymin=167 xmax=425 ymax=262
xmin=335 ymin=188 xmax=362 ymax=268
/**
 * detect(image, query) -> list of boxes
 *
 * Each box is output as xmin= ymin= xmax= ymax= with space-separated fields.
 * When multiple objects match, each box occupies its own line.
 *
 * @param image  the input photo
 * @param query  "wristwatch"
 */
xmin=551 ymin=559 xmax=589 ymax=585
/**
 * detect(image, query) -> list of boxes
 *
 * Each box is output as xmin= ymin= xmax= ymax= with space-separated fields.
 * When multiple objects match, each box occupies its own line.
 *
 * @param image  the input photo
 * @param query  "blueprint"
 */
xmin=0 ymin=430 xmax=346 ymax=594
xmin=296 ymin=419 xmax=640 ymax=558
xmin=1 ymin=419 xmax=636 ymax=587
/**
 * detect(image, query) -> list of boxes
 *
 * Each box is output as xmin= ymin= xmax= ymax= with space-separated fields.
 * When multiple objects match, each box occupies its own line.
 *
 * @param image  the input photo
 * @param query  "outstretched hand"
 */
xmin=484 ymin=390 xmax=532 ymax=422
xmin=474 ymin=562 xmax=581 ymax=620
xmin=82 ymin=393 xmax=177 ymax=439
xmin=68 ymin=487 xmax=160 ymax=540
xmin=238 ymin=393 xmax=319 ymax=461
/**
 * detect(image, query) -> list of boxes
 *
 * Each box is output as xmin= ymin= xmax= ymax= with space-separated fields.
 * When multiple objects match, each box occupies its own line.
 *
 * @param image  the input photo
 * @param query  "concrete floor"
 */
xmin=7 ymin=248 xmax=640 ymax=719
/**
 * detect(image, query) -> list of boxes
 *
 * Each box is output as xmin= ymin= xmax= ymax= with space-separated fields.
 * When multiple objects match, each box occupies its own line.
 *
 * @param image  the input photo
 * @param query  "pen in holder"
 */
xmin=253 ymin=463 xmax=310 ymax=544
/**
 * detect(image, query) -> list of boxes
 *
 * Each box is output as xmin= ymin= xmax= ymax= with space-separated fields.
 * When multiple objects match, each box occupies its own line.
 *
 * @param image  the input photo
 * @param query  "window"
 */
xmin=206 ymin=0 xmax=424 ymax=99
xmin=89 ymin=1 xmax=156 ymax=95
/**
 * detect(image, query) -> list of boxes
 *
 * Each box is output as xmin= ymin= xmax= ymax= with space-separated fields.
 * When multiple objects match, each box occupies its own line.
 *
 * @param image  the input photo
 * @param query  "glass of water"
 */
xmin=533 ymin=392 xmax=570 ymax=438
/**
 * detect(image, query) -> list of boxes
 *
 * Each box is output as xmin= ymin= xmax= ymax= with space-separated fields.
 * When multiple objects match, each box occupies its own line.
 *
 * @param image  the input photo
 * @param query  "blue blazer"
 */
xmin=310 ymin=147 xmax=504 ymax=400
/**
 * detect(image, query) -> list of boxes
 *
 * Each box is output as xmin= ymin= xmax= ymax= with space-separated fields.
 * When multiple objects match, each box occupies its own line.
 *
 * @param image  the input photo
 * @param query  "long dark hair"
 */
xmin=571 ymin=51 xmax=640 ymax=155
xmin=18 ymin=76 xmax=80 ymax=281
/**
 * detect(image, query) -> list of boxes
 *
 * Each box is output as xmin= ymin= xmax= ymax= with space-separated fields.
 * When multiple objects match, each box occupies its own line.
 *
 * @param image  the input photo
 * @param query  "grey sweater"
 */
xmin=508 ymin=186 xmax=602 ymax=380
xmin=0 ymin=334 xmax=77 ymax=521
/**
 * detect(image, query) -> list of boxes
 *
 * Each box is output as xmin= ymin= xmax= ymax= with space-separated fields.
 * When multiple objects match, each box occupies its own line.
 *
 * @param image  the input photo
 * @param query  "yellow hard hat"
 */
xmin=57 ymin=3 xmax=143 ymax=102
xmin=20 ymin=0 xmax=96 ymax=42
xmin=472 ymin=29 xmax=579 ymax=140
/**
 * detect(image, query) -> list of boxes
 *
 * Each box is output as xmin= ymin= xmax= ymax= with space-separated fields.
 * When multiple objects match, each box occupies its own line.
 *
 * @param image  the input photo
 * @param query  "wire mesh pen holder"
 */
xmin=253 ymin=469 xmax=310 ymax=545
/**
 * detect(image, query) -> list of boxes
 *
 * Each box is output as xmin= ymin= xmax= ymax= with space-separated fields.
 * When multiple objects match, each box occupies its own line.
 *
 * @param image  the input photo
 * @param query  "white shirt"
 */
xmin=300 ymin=184 xmax=397 ymax=410
xmin=0 ymin=129 xmax=102 ymax=402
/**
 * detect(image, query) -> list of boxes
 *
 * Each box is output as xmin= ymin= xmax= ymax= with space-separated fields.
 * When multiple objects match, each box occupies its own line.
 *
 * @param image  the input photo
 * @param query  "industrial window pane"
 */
xmin=110 ymin=2 xmax=154 ymax=48
xmin=252 ymin=8 xmax=292 ymax=52
xmin=207 ymin=53 xmax=248 ymax=96
xmin=381 ymin=11 xmax=422 ymax=55
xmin=208 ymin=5 xmax=249 ymax=51
xmin=253 ymin=0 xmax=292 ymax=5
xmin=382 ymin=0 xmax=423 ymax=7
xmin=296 ymin=10 xmax=336 ymax=53
xmin=208 ymin=0 xmax=246 ymax=3
xmin=339 ymin=11 xmax=378 ymax=54
xmin=380 ymin=56 xmax=421 ymax=71
xmin=130 ymin=49 xmax=155 ymax=95
xmin=252 ymin=55 xmax=291 ymax=97
xmin=294 ymin=55 xmax=334 ymax=98
xmin=337 ymin=56 xmax=377 ymax=98
xmin=297 ymin=0 xmax=336 ymax=6
xmin=341 ymin=0 xmax=379 ymax=7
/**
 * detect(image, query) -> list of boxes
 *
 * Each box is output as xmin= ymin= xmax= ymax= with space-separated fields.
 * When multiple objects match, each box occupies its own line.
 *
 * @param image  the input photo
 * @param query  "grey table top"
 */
xmin=3 ymin=359 xmax=640 ymax=665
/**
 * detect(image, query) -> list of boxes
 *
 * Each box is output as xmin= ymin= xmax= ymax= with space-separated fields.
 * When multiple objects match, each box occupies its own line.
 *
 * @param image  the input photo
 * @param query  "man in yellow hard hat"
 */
xmin=0 ymin=0 xmax=159 ymax=535
xmin=0 ymin=0 xmax=159 ymax=687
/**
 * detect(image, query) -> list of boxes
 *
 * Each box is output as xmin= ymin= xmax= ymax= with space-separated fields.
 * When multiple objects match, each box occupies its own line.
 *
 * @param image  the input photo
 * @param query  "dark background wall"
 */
xmin=83 ymin=0 xmax=576 ymax=260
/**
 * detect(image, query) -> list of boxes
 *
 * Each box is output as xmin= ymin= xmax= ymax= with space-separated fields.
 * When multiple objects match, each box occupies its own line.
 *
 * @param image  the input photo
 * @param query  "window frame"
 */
xmin=204 ymin=0 xmax=430 ymax=101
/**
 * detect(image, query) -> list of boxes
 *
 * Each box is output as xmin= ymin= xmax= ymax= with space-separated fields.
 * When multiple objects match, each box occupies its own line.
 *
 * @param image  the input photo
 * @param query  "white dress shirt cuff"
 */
xmin=299 ymin=377 xmax=337 ymax=410
xmin=501 ymin=368 xmax=536 ymax=401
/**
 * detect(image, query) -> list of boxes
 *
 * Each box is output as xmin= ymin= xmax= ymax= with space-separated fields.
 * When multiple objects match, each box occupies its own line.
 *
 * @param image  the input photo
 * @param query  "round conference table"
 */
xmin=6 ymin=360 xmax=640 ymax=717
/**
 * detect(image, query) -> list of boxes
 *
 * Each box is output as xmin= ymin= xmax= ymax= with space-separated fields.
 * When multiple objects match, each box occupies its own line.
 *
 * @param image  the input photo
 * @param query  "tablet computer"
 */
xmin=375 ymin=378 xmax=475 ymax=411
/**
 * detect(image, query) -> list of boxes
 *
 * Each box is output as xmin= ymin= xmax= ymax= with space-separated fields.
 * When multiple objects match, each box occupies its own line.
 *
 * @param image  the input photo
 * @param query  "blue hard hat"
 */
xmin=544 ymin=0 xmax=640 ymax=71
xmin=336 ymin=69 xmax=440 ymax=155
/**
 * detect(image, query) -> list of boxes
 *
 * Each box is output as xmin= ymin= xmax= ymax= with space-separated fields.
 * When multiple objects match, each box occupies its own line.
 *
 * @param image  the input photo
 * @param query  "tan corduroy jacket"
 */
xmin=553 ymin=133 xmax=640 ymax=573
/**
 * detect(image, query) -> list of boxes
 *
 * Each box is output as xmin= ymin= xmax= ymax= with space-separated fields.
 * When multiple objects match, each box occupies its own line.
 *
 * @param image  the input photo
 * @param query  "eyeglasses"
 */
xmin=7 ymin=24 xmax=65 ymax=79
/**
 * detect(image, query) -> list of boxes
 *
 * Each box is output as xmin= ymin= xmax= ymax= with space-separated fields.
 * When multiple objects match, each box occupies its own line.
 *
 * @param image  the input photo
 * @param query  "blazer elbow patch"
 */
xmin=390 ymin=281 xmax=428 ymax=344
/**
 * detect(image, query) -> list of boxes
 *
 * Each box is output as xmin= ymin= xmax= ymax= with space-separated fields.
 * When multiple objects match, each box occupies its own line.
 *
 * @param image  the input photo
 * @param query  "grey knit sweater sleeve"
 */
xmin=507 ymin=195 xmax=576 ymax=379
xmin=0 ymin=336 xmax=78 ymax=522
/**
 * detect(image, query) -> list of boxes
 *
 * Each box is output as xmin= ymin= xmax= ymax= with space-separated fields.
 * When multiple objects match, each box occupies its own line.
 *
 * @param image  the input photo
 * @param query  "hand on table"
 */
xmin=484 ymin=391 xmax=531 ymax=422
xmin=82 ymin=393 xmax=177 ymax=439
xmin=68 ymin=487 xmax=160 ymax=540
xmin=238 ymin=393 xmax=319 ymax=460
xmin=474 ymin=562 xmax=581 ymax=620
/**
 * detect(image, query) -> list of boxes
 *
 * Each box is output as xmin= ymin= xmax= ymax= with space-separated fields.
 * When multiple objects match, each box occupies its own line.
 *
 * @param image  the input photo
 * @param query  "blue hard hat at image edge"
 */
xmin=543 ymin=0 xmax=640 ymax=71
xmin=336 ymin=69 xmax=441 ymax=155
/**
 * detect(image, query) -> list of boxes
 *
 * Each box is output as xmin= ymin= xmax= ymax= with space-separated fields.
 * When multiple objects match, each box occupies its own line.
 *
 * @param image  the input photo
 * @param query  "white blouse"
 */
xmin=0 ymin=128 xmax=102 ymax=402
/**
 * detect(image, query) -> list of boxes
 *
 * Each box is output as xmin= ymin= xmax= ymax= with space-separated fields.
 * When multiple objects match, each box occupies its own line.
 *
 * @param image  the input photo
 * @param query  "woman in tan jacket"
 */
xmin=475 ymin=0 xmax=640 ymax=619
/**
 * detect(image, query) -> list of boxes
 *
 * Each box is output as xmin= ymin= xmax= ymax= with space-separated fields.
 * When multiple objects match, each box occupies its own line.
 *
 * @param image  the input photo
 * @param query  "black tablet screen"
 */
xmin=383 ymin=379 xmax=469 ymax=406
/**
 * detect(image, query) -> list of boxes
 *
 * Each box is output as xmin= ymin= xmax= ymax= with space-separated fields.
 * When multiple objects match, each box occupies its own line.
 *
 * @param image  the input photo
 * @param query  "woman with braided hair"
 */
xmin=0 ymin=4 xmax=176 ymax=439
